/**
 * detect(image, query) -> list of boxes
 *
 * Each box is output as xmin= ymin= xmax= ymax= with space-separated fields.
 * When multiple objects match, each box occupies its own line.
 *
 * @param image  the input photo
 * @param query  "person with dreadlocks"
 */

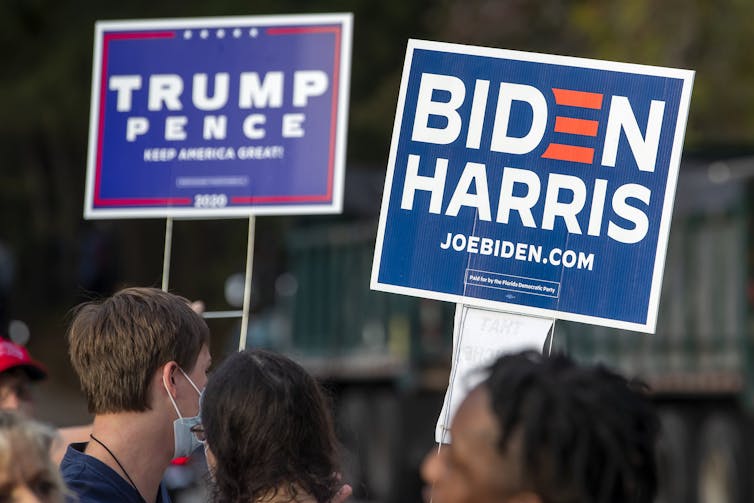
xmin=421 ymin=351 xmax=659 ymax=503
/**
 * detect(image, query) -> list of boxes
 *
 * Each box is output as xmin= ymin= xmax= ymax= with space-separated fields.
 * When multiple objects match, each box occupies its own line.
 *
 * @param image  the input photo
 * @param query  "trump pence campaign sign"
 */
xmin=85 ymin=14 xmax=352 ymax=218
xmin=371 ymin=40 xmax=694 ymax=333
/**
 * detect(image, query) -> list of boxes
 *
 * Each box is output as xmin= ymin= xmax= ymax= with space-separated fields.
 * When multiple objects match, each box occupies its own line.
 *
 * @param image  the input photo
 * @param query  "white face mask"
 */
xmin=163 ymin=367 xmax=203 ymax=458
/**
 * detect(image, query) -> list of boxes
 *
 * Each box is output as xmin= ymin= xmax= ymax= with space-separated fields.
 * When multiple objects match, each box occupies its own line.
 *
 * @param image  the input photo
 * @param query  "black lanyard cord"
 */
xmin=89 ymin=433 xmax=139 ymax=492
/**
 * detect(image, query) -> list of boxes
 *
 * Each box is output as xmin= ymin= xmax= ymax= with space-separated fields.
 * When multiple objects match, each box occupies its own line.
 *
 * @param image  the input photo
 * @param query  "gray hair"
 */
xmin=0 ymin=411 xmax=66 ymax=502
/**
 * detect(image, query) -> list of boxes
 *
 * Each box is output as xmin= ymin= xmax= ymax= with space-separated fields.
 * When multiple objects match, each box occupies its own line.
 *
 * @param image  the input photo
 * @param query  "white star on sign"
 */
xmin=233 ymin=28 xmax=242 ymax=38
xmin=249 ymin=27 xmax=258 ymax=37
xmin=200 ymin=29 xmax=209 ymax=39
xmin=183 ymin=30 xmax=192 ymax=39
xmin=217 ymin=29 xmax=225 ymax=39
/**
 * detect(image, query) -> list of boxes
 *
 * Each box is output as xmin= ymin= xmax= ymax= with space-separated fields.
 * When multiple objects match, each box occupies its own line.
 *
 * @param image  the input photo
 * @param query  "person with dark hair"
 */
xmin=421 ymin=351 xmax=659 ymax=503
xmin=61 ymin=287 xmax=212 ymax=503
xmin=197 ymin=349 xmax=350 ymax=503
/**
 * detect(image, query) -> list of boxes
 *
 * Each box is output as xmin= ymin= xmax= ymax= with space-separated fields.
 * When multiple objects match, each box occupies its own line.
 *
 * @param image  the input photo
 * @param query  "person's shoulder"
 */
xmin=63 ymin=471 xmax=142 ymax=503
xmin=60 ymin=442 xmax=88 ymax=476
xmin=60 ymin=443 xmax=142 ymax=503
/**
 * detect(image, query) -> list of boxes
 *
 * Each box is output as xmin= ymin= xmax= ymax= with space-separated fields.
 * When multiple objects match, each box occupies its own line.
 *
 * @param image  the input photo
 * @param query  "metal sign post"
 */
xmin=161 ymin=217 xmax=173 ymax=292
xmin=160 ymin=216 xmax=256 ymax=351
xmin=238 ymin=216 xmax=256 ymax=351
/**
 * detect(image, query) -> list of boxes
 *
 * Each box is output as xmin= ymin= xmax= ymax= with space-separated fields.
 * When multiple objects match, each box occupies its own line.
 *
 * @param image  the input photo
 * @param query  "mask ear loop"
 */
xmin=178 ymin=367 xmax=202 ymax=395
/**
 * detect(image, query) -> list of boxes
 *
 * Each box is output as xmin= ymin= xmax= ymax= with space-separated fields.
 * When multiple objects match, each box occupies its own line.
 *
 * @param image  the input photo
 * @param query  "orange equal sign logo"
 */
xmin=541 ymin=88 xmax=604 ymax=165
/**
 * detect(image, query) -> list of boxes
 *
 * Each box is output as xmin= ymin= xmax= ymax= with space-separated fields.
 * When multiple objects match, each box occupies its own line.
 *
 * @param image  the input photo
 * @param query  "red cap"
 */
xmin=0 ymin=339 xmax=47 ymax=380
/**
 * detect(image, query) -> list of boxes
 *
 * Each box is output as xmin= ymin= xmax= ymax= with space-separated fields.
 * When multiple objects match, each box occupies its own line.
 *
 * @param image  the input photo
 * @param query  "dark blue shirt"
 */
xmin=61 ymin=442 xmax=171 ymax=503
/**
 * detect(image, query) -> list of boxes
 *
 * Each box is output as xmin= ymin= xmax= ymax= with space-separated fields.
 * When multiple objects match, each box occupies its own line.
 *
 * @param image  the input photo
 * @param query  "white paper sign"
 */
xmin=435 ymin=305 xmax=553 ymax=443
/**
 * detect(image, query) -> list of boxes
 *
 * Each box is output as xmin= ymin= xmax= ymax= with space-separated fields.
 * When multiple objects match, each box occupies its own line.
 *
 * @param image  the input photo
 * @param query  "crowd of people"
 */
xmin=0 ymin=286 xmax=660 ymax=503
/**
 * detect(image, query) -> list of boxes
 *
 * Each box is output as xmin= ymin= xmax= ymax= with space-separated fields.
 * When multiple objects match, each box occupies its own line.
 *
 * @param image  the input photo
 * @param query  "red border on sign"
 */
xmin=93 ymin=26 xmax=343 ymax=209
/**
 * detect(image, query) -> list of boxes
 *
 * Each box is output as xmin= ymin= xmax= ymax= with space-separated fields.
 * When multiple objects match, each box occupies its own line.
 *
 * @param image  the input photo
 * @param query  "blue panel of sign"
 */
xmin=85 ymin=14 xmax=352 ymax=218
xmin=371 ymin=40 xmax=694 ymax=332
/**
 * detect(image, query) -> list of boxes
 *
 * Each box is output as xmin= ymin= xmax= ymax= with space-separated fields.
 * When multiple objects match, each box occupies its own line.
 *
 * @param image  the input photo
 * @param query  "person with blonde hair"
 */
xmin=0 ymin=410 xmax=66 ymax=502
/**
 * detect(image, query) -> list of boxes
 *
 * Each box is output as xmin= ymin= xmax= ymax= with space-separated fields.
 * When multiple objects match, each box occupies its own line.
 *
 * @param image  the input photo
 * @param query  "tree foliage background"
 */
xmin=1 ymin=0 xmax=753 ymax=394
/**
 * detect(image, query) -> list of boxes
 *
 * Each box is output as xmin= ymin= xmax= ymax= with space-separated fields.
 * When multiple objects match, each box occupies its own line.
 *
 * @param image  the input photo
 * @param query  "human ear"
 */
xmin=161 ymin=361 xmax=179 ymax=396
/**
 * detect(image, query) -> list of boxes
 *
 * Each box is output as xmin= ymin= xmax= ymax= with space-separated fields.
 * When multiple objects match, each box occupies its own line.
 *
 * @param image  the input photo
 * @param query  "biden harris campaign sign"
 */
xmin=371 ymin=40 xmax=694 ymax=333
xmin=85 ymin=14 xmax=352 ymax=219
